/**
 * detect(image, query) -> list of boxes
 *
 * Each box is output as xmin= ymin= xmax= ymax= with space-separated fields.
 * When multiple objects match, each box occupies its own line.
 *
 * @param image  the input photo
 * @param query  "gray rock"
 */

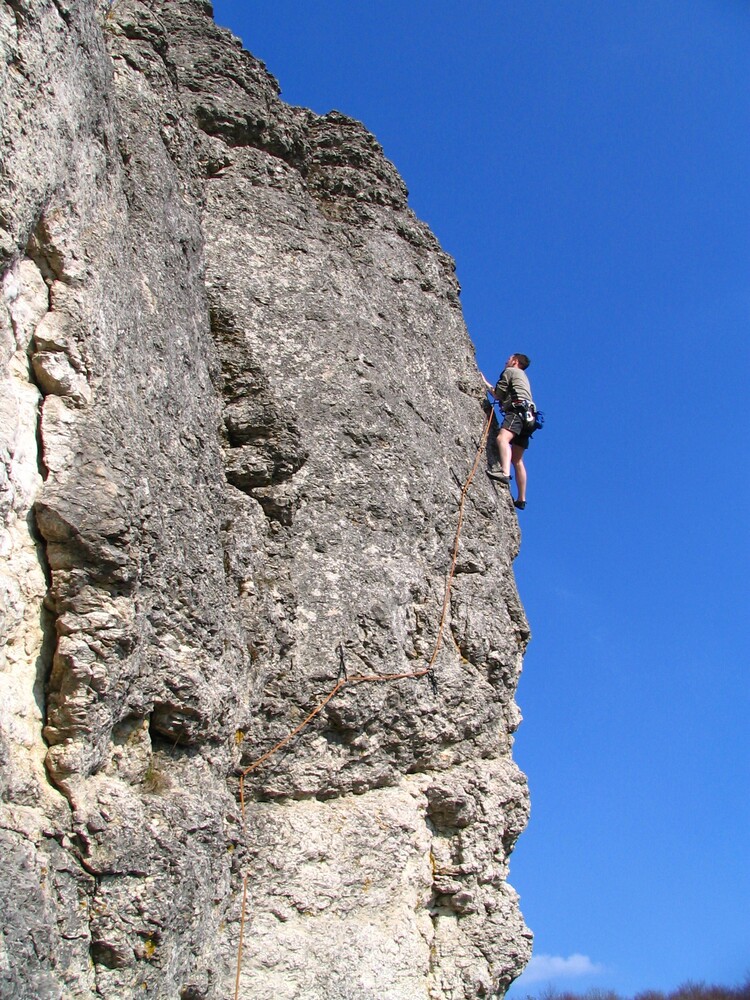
xmin=0 ymin=0 xmax=532 ymax=996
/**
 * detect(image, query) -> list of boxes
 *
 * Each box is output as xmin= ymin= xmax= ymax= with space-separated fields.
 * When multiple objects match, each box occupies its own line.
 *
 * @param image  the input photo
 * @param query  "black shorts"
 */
xmin=501 ymin=411 xmax=531 ymax=450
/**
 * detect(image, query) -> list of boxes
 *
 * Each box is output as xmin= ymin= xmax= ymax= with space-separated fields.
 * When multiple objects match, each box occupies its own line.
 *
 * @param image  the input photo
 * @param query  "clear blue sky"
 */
xmin=211 ymin=2 xmax=750 ymax=994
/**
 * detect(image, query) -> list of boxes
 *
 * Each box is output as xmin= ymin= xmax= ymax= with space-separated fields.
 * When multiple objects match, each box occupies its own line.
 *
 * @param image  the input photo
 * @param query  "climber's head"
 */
xmin=507 ymin=353 xmax=530 ymax=370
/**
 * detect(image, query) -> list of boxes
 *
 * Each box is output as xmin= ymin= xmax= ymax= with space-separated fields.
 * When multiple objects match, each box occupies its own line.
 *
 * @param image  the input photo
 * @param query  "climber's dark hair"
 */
xmin=512 ymin=353 xmax=531 ymax=370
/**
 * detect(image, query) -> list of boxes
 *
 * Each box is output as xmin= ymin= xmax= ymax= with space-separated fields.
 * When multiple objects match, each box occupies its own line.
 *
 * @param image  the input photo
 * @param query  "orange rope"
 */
xmin=426 ymin=405 xmax=494 ymax=670
xmin=237 ymin=407 xmax=494 ymax=811
xmin=238 ymin=679 xmax=346 ymax=818
xmin=233 ymin=407 xmax=494 ymax=997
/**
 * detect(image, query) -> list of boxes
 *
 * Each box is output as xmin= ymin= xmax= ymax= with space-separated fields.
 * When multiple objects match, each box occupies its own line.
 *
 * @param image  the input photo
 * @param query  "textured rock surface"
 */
xmin=0 ymin=1 xmax=532 ymax=997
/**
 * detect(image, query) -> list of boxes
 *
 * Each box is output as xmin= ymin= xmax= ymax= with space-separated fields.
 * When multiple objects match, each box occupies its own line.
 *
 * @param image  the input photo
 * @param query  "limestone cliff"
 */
xmin=0 ymin=1 xmax=532 ymax=997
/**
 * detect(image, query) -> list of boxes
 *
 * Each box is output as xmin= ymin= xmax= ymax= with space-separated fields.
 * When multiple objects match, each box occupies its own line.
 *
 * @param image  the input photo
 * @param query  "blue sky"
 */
xmin=211 ymin=2 xmax=750 ymax=994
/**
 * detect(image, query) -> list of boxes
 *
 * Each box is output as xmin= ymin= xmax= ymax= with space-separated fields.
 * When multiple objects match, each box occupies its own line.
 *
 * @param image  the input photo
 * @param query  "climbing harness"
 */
xmin=233 ymin=405 xmax=495 ymax=998
xmin=511 ymin=399 xmax=544 ymax=434
xmin=489 ymin=392 xmax=544 ymax=437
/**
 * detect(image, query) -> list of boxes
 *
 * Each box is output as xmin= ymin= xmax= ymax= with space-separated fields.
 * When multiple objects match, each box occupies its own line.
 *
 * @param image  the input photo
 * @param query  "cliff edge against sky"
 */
xmin=0 ymin=1 xmax=532 ymax=996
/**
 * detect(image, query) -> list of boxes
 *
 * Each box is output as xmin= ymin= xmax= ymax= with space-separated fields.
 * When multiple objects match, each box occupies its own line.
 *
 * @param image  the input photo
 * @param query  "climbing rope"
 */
xmin=233 ymin=404 xmax=495 ymax=998
xmin=237 ymin=405 xmax=494 ymax=809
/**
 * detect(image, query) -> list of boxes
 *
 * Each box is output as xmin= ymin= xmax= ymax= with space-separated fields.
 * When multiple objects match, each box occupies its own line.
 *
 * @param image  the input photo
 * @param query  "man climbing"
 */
xmin=482 ymin=353 xmax=535 ymax=511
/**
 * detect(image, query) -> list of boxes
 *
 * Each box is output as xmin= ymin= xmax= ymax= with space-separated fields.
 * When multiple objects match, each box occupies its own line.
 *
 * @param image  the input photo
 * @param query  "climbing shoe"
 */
xmin=487 ymin=466 xmax=510 ymax=484
xmin=513 ymin=500 xmax=526 ymax=510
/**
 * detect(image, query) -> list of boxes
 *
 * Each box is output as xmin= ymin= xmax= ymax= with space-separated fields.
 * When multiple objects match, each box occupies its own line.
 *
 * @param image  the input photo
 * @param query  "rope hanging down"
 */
xmin=233 ymin=406 xmax=495 ymax=998
xmin=237 ymin=406 xmax=494 ymax=812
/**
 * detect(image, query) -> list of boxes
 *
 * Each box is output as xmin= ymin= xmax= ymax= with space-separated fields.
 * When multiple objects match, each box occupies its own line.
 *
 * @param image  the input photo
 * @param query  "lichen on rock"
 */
xmin=0 ymin=1 xmax=532 ymax=997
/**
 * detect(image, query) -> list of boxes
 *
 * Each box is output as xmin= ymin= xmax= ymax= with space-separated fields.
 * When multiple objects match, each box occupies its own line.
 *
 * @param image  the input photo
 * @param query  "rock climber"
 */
xmin=482 ymin=353 xmax=535 ymax=511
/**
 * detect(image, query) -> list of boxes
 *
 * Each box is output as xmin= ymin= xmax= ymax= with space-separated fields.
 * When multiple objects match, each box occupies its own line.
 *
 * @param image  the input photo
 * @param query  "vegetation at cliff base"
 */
xmin=520 ymin=981 xmax=750 ymax=1000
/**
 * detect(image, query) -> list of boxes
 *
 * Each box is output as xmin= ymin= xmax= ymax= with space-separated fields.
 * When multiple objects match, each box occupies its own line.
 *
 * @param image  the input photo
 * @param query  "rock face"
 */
xmin=0 ymin=1 xmax=532 ymax=997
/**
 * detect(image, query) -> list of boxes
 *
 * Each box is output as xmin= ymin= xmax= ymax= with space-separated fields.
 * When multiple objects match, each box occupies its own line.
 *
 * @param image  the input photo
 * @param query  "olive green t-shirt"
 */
xmin=495 ymin=367 xmax=534 ymax=407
